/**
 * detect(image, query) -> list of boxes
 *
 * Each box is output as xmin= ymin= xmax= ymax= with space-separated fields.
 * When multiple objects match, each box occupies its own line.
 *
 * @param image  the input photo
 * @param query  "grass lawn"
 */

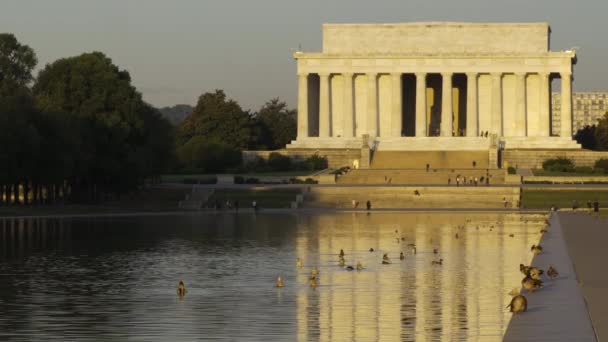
xmin=208 ymin=188 xmax=302 ymax=209
xmin=521 ymin=189 xmax=608 ymax=209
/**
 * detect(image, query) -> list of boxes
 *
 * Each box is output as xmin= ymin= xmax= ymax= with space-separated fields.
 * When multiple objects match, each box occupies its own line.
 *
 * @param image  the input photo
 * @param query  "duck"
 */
xmin=506 ymin=294 xmax=528 ymax=314
xmin=356 ymin=261 xmax=363 ymax=271
xmin=382 ymin=253 xmax=391 ymax=264
xmin=529 ymin=267 xmax=544 ymax=280
xmin=311 ymin=266 xmax=319 ymax=278
xmin=296 ymin=258 xmax=303 ymax=269
xmin=400 ymin=252 xmax=405 ymax=260
xmin=547 ymin=266 xmax=559 ymax=279
xmin=346 ymin=265 xmax=355 ymax=271
xmin=522 ymin=276 xmax=543 ymax=292
xmin=519 ymin=264 xmax=530 ymax=276
xmin=339 ymin=249 xmax=345 ymax=257
xmin=276 ymin=276 xmax=284 ymax=288
xmin=177 ymin=280 xmax=187 ymax=297
xmin=369 ymin=248 xmax=375 ymax=252
xmin=431 ymin=259 xmax=443 ymax=265
xmin=531 ymin=244 xmax=543 ymax=255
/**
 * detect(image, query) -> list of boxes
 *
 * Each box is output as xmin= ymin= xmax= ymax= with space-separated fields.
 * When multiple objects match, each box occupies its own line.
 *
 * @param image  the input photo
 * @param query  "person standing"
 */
xmin=594 ymin=200 xmax=600 ymax=212
xmin=366 ymin=200 xmax=371 ymax=211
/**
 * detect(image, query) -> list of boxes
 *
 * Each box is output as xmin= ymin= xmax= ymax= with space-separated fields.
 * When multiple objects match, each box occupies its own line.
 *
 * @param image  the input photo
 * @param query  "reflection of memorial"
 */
xmin=0 ymin=218 xmax=71 ymax=257
xmin=295 ymin=213 xmax=541 ymax=341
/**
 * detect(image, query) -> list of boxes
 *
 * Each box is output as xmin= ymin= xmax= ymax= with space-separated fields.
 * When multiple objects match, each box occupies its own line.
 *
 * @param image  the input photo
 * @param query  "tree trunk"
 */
xmin=23 ymin=181 xmax=30 ymax=206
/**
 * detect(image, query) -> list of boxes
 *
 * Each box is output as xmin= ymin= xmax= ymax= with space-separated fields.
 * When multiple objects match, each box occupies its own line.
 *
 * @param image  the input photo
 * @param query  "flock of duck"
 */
xmin=176 ymin=216 xmax=556 ymax=316
xmin=507 ymin=217 xmax=559 ymax=314
xmin=274 ymin=228 xmax=450 ymax=291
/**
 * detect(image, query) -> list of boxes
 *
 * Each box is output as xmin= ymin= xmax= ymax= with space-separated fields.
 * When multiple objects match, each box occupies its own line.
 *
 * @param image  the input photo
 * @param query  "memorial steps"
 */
xmin=337 ymin=169 xmax=505 ymax=185
xmin=370 ymin=150 xmax=491 ymax=169
xmin=301 ymin=186 xmax=520 ymax=209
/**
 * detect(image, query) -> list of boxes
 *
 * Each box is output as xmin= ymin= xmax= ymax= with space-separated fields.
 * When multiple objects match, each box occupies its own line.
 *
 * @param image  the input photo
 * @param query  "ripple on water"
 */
xmin=0 ymin=212 xmax=546 ymax=341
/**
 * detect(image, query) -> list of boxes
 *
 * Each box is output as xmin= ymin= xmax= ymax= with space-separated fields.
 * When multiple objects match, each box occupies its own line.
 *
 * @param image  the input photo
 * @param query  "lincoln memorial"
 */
xmin=287 ymin=22 xmax=581 ymax=152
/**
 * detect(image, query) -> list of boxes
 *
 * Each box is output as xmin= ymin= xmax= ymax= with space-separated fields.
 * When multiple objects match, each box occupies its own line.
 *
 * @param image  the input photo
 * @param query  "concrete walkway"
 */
xmin=503 ymin=212 xmax=597 ymax=341
xmin=560 ymin=212 xmax=608 ymax=341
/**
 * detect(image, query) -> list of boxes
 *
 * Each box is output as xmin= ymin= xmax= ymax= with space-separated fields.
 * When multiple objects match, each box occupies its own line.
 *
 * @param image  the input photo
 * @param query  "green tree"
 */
xmin=574 ymin=124 xmax=597 ymax=150
xmin=594 ymin=112 xmax=608 ymax=151
xmin=0 ymin=33 xmax=37 ymax=93
xmin=254 ymin=98 xmax=296 ymax=150
xmin=176 ymin=136 xmax=241 ymax=173
xmin=33 ymin=52 xmax=173 ymax=200
xmin=179 ymin=90 xmax=253 ymax=149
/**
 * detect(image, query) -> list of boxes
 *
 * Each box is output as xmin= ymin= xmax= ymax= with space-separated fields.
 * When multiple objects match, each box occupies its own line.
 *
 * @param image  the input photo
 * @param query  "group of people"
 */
xmin=448 ymin=174 xmax=489 ymax=186
xmin=213 ymin=199 xmax=259 ymax=212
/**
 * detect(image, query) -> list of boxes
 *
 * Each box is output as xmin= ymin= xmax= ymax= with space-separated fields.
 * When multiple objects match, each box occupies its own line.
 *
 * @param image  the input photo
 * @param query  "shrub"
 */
xmin=176 ymin=137 xmax=242 ymax=173
xmin=507 ymin=166 xmax=517 ymax=174
xmin=267 ymin=152 xmax=292 ymax=171
xmin=542 ymin=158 xmax=575 ymax=172
xmin=594 ymin=158 xmax=608 ymax=173
xmin=574 ymin=166 xmax=593 ymax=174
xmin=304 ymin=178 xmax=318 ymax=184
xmin=305 ymin=154 xmax=329 ymax=170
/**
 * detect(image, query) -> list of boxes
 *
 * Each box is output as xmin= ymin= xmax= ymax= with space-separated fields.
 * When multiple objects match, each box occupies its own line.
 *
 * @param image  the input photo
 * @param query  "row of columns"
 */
xmin=297 ymin=71 xmax=572 ymax=139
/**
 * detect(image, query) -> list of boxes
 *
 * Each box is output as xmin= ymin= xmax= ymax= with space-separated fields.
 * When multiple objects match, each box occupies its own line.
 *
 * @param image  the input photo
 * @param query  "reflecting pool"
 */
xmin=0 ymin=212 xmax=546 ymax=341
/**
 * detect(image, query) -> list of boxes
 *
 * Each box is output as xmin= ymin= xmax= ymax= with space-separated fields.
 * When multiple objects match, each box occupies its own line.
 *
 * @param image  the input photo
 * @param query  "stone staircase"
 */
xmin=302 ymin=186 xmax=520 ymax=209
xmin=178 ymin=187 xmax=215 ymax=210
xmin=370 ymin=150 xmax=491 ymax=169
xmin=337 ymin=168 xmax=506 ymax=185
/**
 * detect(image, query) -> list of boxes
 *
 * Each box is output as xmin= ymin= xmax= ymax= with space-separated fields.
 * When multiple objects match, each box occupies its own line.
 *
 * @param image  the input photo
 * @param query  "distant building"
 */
xmin=552 ymin=92 xmax=608 ymax=134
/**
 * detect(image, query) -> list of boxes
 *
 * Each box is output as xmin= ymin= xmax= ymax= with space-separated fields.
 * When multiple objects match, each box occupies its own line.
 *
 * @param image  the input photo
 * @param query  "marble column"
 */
xmin=515 ymin=73 xmax=527 ymax=137
xmin=491 ymin=73 xmax=503 ymax=136
xmin=318 ymin=73 xmax=331 ymax=137
xmin=297 ymin=73 xmax=309 ymax=138
xmin=415 ymin=72 xmax=427 ymax=137
xmin=560 ymin=72 xmax=572 ymax=138
xmin=366 ymin=73 xmax=378 ymax=138
xmin=440 ymin=72 xmax=453 ymax=137
xmin=343 ymin=72 xmax=354 ymax=138
xmin=391 ymin=73 xmax=402 ymax=137
xmin=539 ymin=73 xmax=550 ymax=137
xmin=466 ymin=72 xmax=478 ymax=137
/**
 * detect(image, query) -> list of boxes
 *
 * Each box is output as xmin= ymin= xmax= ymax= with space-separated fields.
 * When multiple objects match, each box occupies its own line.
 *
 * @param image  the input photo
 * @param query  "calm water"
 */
xmin=0 ymin=212 xmax=545 ymax=341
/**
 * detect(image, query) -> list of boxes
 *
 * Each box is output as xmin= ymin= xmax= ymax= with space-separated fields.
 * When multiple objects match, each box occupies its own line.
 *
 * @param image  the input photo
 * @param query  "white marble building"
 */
xmin=287 ymin=22 xmax=581 ymax=151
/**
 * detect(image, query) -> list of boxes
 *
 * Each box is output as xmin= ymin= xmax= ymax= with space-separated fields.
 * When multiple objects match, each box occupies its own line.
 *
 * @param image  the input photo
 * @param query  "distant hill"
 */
xmin=158 ymin=104 xmax=193 ymax=125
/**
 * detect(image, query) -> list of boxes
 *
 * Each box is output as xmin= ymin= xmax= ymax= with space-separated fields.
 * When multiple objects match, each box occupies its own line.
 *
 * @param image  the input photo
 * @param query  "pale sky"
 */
xmin=2 ymin=0 xmax=607 ymax=111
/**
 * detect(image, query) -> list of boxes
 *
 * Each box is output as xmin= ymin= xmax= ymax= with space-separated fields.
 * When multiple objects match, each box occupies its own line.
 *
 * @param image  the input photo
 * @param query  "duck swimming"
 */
xmin=276 ymin=276 xmax=284 ymax=288
xmin=177 ymin=280 xmax=187 ymax=297
xmin=346 ymin=265 xmax=355 ymax=271
xmin=296 ymin=258 xmax=303 ymax=269
xmin=531 ymin=244 xmax=543 ymax=255
xmin=529 ymin=267 xmax=544 ymax=280
xmin=369 ymin=248 xmax=374 ymax=252
xmin=431 ymin=259 xmax=443 ymax=265
xmin=382 ymin=253 xmax=391 ymax=264
xmin=507 ymin=294 xmax=528 ymax=314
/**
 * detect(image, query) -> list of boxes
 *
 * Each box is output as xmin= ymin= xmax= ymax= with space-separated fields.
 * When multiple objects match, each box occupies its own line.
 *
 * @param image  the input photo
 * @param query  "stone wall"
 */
xmin=243 ymin=149 xmax=362 ymax=169
xmin=503 ymin=150 xmax=608 ymax=169
xmin=322 ymin=22 xmax=549 ymax=56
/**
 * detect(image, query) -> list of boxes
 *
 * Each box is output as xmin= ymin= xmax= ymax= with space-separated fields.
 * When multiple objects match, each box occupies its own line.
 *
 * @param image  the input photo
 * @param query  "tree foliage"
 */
xmin=0 ymin=39 xmax=174 ymax=205
xmin=255 ymin=98 xmax=296 ymax=150
xmin=179 ymin=90 xmax=253 ymax=149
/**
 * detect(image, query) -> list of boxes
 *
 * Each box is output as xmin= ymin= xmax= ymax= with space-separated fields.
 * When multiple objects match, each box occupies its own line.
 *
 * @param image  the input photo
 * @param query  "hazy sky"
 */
xmin=2 ymin=0 xmax=607 ymax=111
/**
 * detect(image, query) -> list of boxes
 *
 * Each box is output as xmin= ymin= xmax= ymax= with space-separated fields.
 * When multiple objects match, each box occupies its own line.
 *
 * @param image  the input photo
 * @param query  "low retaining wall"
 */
xmin=503 ymin=150 xmax=608 ymax=169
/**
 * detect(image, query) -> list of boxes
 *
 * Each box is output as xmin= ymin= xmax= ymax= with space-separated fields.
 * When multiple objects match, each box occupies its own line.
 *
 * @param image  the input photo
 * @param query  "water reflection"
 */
xmin=0 ymin=212 xmax=545 ymax=341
